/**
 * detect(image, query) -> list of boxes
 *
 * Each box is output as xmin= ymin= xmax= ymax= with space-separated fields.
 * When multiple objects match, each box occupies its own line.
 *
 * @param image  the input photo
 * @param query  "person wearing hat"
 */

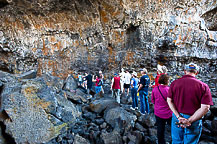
xmin=137 ymin=68 xmax=150 ymax=115
xmin=123 ymin=69 xmax=132 ymax=97
xmin=130 ymin=71 xmax=139 ymax=110
xmin=111 ymin=73 xmax=121 ymax=103
xmin=167 ymin=63 xmax=213 ymax=144
xmin=99 ymin=70 xmax=104 ymax=93
xmin=119 ymin=68 xmax=125 ymax=94
xmin=153 ymin=64 xmax=168 ymax=88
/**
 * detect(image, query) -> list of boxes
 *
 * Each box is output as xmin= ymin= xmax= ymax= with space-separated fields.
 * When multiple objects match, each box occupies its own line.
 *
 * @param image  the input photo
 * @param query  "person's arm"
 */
xmin=110 ymin=78 xmax=114 ymax=90
xmin=167 ymin=97 xmax=190 ymax=127
xmin=188 ymin=104 xmax=210 ymax=123
xmin=131 ymin=80 xmax=134 ymax=88
xmin=137 ymin=84 xmax=143 ymax=92
xmin=92 ymin=75 xmax=96 ymax=82
xmin=167 ymin=97 xmax=180 ymax=118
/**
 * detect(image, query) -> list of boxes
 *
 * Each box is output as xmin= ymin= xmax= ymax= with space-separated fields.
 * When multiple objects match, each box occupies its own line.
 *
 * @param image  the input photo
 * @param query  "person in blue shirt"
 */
xmin=130 ymin=71 xmax=139 ymax=110
xmin=137 ymin=68 xmax=150 ymax=115
xmin=78 ymin=73 xmax=83 ymax=86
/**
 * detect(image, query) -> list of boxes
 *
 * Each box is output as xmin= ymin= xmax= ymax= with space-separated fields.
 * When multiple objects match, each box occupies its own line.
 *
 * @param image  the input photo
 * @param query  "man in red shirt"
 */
xmin=167 ymin=63 xmax=213 ymax=144
xmin=111 ymin=73 xmax=121 ymax=103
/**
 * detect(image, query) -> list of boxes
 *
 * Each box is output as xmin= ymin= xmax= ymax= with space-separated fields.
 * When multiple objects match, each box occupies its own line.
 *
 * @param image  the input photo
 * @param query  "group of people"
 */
xmin=77 ymin=70 xmax=104 ymax=98
xmin=76 ymin=63 xmax=213 ymax=144
xmin=110 ymin=63 xmax=213 ymax=144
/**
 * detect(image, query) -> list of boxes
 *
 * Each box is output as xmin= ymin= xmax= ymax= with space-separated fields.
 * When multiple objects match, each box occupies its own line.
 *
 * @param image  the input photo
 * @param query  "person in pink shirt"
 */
xmin=92 ymin=74 xmax=102 ymax=94
xmin=151 ymin=74 xmax=172 ymax=144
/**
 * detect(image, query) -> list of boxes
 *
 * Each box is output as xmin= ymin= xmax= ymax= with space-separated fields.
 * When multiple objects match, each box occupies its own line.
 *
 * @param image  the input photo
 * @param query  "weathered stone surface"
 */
xmin=0 ymin=1 xmax=216 ymax=87
xmin=104 ymin=107 xmax=137 ymax=132
xmin=138 ymin=113 xmax=156 ymax=128
xmin=0 ymin=71 xmax=17 ymax=83
xmin=63 ymin=75 xmax=78 ymax=91
xmin=2 ymin=85 xmax=56 ymax=143
xmin=0 ymin=125 xmax=6 ymax=144
xmin=211 ymin=117 xmax=217 ymax=135
xmin=95 ymin=118 xmax=105 ymax=125
xmin=0 ymin=81 xmax=3 ymax=88
xmin=74 ymin=134 xmax=90 ymax=144
xmin=210 ymin=98 xmax=217 ymax=116
xmin=101 ymin=130 xmax=123 ymax=144
xmin=41 ymin=73 xmax=64 ymax=93
xmin=0 ymin=71 xmax=81 ymax=143
xmin=64 ymin=90 xmax=88 ymax=104
xmin=202 ymin=126 xmax=212 ymax=135
xmin=16 ymin=70 xmax=37 ymax=79
xmin=127 ymin=131 xmax=143 ymax=144
xmin=199 ymin=141 xmax=215 ymax=144
xmin=135 ymin=122 xmax=147 ymax=132
xmin=89 ymin=98 xmax=119 ymax=113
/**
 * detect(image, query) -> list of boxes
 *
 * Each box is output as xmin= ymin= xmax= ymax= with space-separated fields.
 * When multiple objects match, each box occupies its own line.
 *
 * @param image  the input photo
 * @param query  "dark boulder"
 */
xmin=63 ymin=75 xmax=78 ymax=92
xmin=16 ymin=70 xmax=37 ymax=79
xmin=127 ymin=130 xmax=143 ymax=144
xmin=0 ymin=71 xmax=81 ymax=143
xmin=104 ymin=107 xmax=137 ymax=133
xmin=74 ymin=134 xmax=90 ymax=144
xmin=101 ymin=130 xmax=123 ymax=144
xmin=134 ymin=122 xmax=147 ymax=132
xmin=89 ymin=98 xmax=119 ymax=114
xmin=82 ymin=112 xmax=96 ymax=121
xmin=0 ymin=81 xmax=3 ymax=88
xmin=211 ymin=117 xmax=217 ymax=136
xmin=0 ymin=71 xmax=17 ymax=83
xmin=210 ymin=98 xmax=217 ymax=116
xmin=203 ymin=120 xmax=212 ymax=131
xmin=138 ymin=113 xmax=156 ymax=128
xmin=41 ymin=74 xmax=64 ymax=93
xmin=95 ymin=118 xmax=105 ymax=125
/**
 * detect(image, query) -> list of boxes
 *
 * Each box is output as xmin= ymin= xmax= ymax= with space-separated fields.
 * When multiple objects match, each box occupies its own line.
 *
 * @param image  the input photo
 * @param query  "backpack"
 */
xmin=98 ymin=79 xmax=103 ymax=86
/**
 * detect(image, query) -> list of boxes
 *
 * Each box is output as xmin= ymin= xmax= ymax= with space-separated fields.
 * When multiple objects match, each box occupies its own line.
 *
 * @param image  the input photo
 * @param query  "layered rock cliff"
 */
xmin=0 ymin=0 xmax=216 ymax=77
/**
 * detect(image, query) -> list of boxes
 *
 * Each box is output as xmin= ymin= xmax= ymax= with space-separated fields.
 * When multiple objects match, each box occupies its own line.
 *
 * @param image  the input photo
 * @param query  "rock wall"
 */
xmin=0 ymin=0 xmax=216 ymax=79
xmin=0 ymin=70 xmax=82 ymax=143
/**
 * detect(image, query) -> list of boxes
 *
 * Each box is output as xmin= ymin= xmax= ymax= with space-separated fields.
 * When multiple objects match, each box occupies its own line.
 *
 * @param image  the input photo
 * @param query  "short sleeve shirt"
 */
xmin=139 ymin=75 xmax=150 ymax=91
xmin=168 ymin=75 xmax=213 ymax=115
xmin=78 ymin=75 xmax=82 ymax=81
xmin=124 ymin=73 xmax=131 ymax=84
xmin=95 ymin=78 xmax=101 ymax=86
xmin=131 ymin=78 xmax=139 ymax=88
xmin=151 ymin=85 xmax=172 ymax=119
xmin=85 ymin=75 xmax=92 ymax=87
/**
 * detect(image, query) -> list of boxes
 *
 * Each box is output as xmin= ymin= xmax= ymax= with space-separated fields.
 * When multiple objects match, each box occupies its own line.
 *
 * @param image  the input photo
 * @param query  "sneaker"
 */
xmin=130 ymin=107 xmax=135 ymax=110
xmin=135 ymin=107 xmax=138 ymax=110
xmin=140 ymin=111 xmax=146 ymax=116
xmin=87 ymin=95 xmax=92 ymax=99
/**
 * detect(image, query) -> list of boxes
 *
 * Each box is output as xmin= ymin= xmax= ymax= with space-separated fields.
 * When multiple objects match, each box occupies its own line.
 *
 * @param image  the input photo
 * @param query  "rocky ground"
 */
xmin=0 ymin=70 xmax=216 ymax=144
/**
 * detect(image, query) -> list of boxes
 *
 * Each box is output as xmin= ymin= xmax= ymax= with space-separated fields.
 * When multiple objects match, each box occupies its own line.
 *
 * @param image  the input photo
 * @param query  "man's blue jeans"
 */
xmin=171 ymin=113 xmax=202 ymax=144
xmin=139 ymin=90 xmax=149 ymax=114
xmin=131 ymin=87 xmax=138 ymax=108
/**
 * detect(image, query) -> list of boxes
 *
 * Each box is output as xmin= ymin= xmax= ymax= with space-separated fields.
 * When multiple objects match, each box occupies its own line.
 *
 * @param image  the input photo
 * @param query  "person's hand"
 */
xmin=178 ymin=117 xmax=191 ymax=128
